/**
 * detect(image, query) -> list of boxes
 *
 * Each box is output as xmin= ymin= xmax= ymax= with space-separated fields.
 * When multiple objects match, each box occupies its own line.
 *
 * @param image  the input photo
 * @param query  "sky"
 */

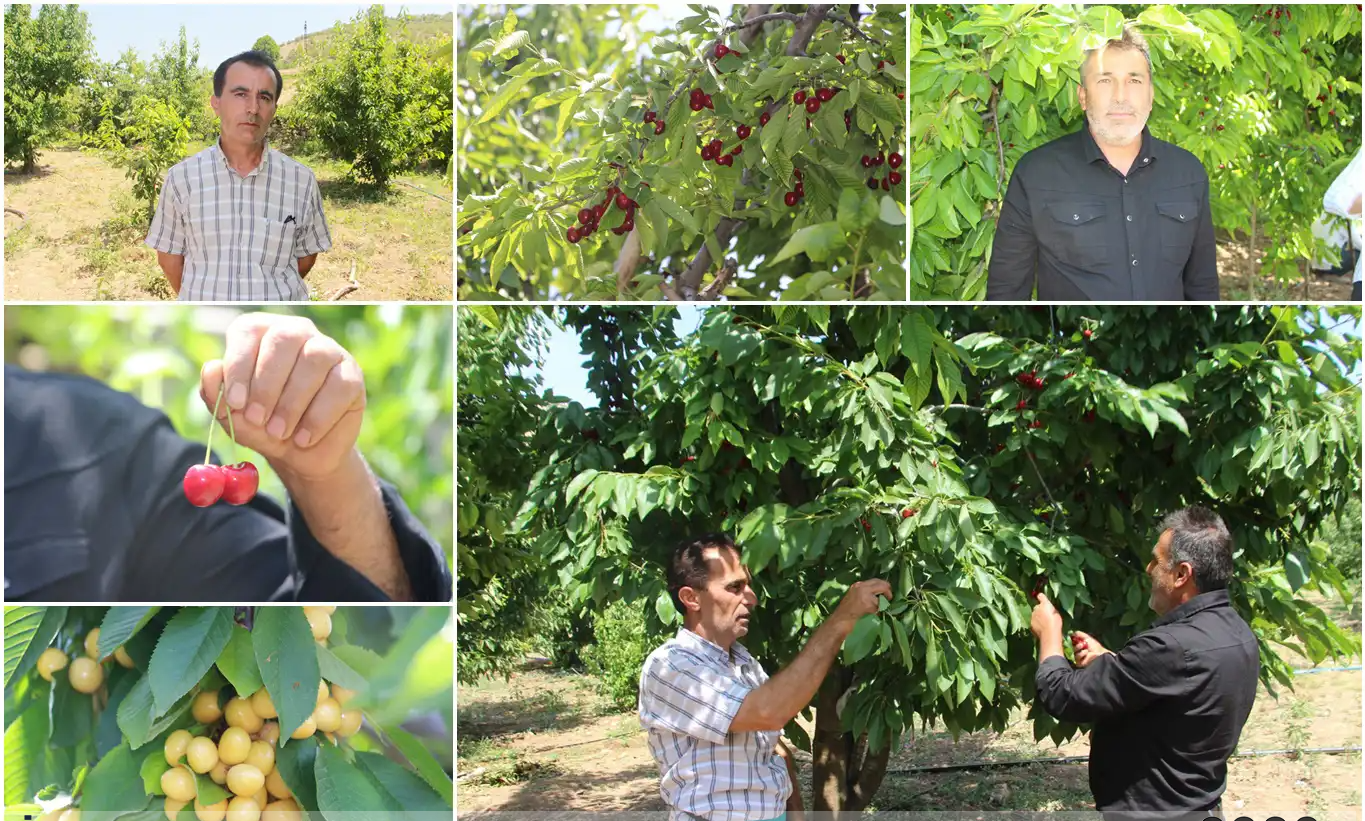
xmin=52 ymin=4 xmax=447 ymax=71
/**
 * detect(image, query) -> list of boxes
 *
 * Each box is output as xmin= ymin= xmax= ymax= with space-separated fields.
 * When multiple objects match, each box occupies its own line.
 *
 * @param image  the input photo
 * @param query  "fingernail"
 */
xmin=266 ymin=416 xmax=286 ymax=439
xmin=227 ymin=383 xmax=248 ymax=409
xmin=246 ymin=403 xmax=266 ymax=426
xmin=294 ymin=429 xmax=311 ymax=448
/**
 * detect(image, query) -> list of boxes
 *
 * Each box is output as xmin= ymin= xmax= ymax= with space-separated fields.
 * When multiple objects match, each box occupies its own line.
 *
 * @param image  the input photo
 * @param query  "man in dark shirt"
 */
xmin=5 ymin=313 xmax=452 ymax=602
xmin=987 ymin=27 xmax=1219 ymax=301
xmin=1030 ymin=507 xmax=1258 ymax=814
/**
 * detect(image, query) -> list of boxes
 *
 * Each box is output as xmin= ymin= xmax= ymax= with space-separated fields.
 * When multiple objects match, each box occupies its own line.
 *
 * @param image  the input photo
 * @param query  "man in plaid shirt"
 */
xmin=146 ymin=50 xmax=332 ymax=301
xmin=638 ymin=533 xmax=892 ymax=821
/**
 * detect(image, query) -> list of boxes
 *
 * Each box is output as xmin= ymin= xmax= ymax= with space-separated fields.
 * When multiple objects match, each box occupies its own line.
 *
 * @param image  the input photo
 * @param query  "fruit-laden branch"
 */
xmin=676 ymin=4 xmax=834 ymax=299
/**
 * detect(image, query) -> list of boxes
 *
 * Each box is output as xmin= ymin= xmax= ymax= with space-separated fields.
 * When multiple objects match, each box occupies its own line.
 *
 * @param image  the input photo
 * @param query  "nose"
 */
xmin=245 ymin=96 xmax=258 ymax=115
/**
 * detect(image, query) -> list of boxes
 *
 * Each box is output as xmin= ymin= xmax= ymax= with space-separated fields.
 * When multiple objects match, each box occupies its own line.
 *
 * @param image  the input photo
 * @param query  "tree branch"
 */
xmin=678 ymin=4 xmax=833 ymax=299
xmin=825 ymin=11 xmax=881 ymax=45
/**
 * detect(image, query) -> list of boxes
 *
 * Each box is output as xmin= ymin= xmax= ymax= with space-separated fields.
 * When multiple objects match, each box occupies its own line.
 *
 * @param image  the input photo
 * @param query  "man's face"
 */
xmin=1078 ymin=46 xmax=1153 ymax=148
xmin=689 ymin=546 xmax=758 ymax=642
xmin=1145 ymin=530 xmax=1185 ymax=615
xmin=211 ymin=61 xmax=278 ymax=147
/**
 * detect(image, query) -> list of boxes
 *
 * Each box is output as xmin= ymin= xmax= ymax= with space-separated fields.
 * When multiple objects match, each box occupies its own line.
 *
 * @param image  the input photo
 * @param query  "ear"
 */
xmin=209 ymin=95 xmax=221 ymax=116
xmin=1174 ymin=561 xmax=1196 ymax=588
xmin=1077 ymin=82 xmax=1087 ymax=111
xmin=678 ymin=586 xmax=702 ymax=613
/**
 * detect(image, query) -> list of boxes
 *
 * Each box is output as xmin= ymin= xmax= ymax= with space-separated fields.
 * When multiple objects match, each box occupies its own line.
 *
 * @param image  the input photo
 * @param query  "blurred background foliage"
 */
xmin=3 ymin=305 xmax=453 ymax=559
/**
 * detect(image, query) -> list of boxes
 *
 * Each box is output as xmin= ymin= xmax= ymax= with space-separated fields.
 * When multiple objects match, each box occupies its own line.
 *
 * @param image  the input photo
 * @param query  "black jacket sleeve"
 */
xmin=1034 ymin=631 xmax=1187 ymax=723
xmin=986 ymin=165 xmax=1039 ymax=300
xmin=1183 ymin=170 xmax=1220 ymax=300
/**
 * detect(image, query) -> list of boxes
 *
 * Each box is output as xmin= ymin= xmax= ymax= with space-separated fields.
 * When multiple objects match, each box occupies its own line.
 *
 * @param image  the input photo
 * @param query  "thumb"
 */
xmin=200 ymin=360 xmax=228 ymax=421
xmin=1034 ymin=592 xmax=1052 ymax=607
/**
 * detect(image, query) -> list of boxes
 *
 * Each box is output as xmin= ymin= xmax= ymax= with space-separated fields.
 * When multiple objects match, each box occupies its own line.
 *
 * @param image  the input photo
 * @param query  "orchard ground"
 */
xmin=457 ymin=595 xmax=1361 ymax=814
xmin=3 ymin=145 xmax=452 ymax=301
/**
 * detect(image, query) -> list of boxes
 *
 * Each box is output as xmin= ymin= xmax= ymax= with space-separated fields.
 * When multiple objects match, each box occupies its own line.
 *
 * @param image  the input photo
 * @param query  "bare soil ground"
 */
xmin=458 ymin=598 xmax=1361 ymax=815
xmin=4 ymin=146 xmax=451 ymax=301
xmin=1216 ymin=237 xmax=1355 ymax=302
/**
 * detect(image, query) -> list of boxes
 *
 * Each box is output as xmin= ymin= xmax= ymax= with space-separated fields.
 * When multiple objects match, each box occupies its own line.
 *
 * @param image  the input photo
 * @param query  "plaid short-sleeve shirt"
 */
xmin=638 ymin=629 xmax=790 ymax=821
xmin=145 ymin=141 xmax=332 ymax=301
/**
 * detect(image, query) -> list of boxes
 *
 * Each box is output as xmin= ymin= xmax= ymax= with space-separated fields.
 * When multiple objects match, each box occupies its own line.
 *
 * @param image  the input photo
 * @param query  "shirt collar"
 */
xmin=1153 ymin=588 xmax=1232 ymax=628
xmin=1079 ymin=116 xmax=1156 ymax=171
xmin=676 ymin=627 xmax=753 ymax=666
xmin=212 ymin=138 xmax=272 ymax=178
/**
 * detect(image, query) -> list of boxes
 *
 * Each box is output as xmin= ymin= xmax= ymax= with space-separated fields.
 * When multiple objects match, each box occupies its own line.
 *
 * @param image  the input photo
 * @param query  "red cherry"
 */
xmin=759 ymin=112 xmax=771 ymax=126
xmin=784 ymin=191 xmax=799 ymax=207
xmin=681 ymin=456 xmax=696 ymax=464
xmin=594 ymin=204 xmax=606 ymax=219
xmin=881 ymin=177 xmax=890 ymax=190
xmin=995 ymin=443 xmax=1006 ymax=452
xmin=183 ymin=464 xmax=225 ymax=507
xmin=1085 ymin=410 xmax=1096 ymax=423
xmin=794 ymin=169 xmax=803 ymax=181
xmin=1016 ymin=399 xmax=1028 ymax=410
xmin=731 ymin=145 xmax=742 ymax=156
xmin=612 ymin=193 xmax=628 ymax=210
xmin=861 ymin=155 xmax=872 ymax=168
xmin=704 ymin=95 xmax=714 ymax=109
xmin=1083 ymin=329 xmax=1093 ymax=339
xmin=794 ymin=182 xmax=804 ymax=196
xmin=874 ymin=151 xmax=885 ymax=166
xmin=690 ymin=100 xmax=704 ymax=112
xmin=816 ymin=87 xmax=834 ymax=102
xmin=861 ymin=519 xmax=871 ymax=532
xmin=718 ymin=154 xmax=733 ymax=167
xmin=715 ymin=43 xmax=731 ymax=59
xmin=836 ymin=54 xmax=846 ymax=64
xmin=567 ymin=227 xmax=581 ymax=243
xmin=737 ymin=124 xmax=751 ymax=140
xmin=701 ymin=145 xmax=715 ymax=161
xmin=901 ymin=508 xmax=914 ymax=519
xmin=644 ymin=110 xmax=657 ymax=123
xmin=888 ymin=171 xmax=902 ymax=185
xmin=888 ymin=152 xmax=903 ymax=168
xmin=866 ymin=177 xmax=878 ymax=189
xmin=709 ymin=138 xmax=723 ymax=152
xmin=793 ymin=90 xmax=807 ymax=104
xmin=622 ymin=216 xmax=635 ymax=231
xmin=690 ymin=87 xmax=703 ymax=101
xmin=1330 ymin=109 xmax=1336 ymax=117
xmin=221 ymin=462 xmax=259 ymax=506
xmin=805 ymin=98 xmax=821 ymax=114
xmin=577 ymin=208 xmax=593 ymax=225
xmin=654 ymin=121 xmax=665 ymax=135
xmin=877 ymin=60 xmax=885 ymax=70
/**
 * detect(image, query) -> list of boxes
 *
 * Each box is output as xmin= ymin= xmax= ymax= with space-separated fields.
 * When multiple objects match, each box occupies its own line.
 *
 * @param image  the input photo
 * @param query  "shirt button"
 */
xmin=1073 ymin=215 xmax=1079 ymax=221
xmin=1126 ymin=215 xmax=1132 ymax=222
xmin=1132 ymin=259 xmax=1138 ymax=266
xmin=1179 ymin=214 xmax=1185 ymax=220
xmin=1143 ymin=158 xmax=1149 ymax=164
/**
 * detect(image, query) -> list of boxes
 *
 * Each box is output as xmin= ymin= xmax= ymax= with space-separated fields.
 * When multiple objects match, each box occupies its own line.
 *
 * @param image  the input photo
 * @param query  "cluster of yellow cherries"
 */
xmin=34 ymin=608 xmax=359 ymax=821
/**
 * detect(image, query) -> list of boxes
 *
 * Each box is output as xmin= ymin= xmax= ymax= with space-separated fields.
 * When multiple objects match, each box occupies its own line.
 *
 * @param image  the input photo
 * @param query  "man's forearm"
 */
xmin=273 ymin=448 xmax=413 ymax=600
xmin=156 ymin=252 xmax=185 ymax=295
xmin=745 ymin=615 xmax=855 ymax=729
xmin=298 ymin=254 xmax=318 ymax=277
xmin=1037 ymin=629 xmax=1065 ymax=664
xmin=779 ymin=741 xmax=805 ymax=818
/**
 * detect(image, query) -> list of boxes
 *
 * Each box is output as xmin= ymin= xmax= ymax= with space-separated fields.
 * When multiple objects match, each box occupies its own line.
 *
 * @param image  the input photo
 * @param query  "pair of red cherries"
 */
xmin=182 ymin=383 xmax=260 ymax=507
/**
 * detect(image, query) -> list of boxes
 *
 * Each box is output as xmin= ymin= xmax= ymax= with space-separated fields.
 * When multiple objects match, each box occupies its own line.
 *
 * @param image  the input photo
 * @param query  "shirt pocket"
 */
xmin=4 ymin=531 xmax=91 ymax=600
xmin=1156 ymin=200 xmax=1200 ymax=269
xmin=257 ymin=216 xmax=298 ymax=276
xmin=1042 ymin=201 xmax=1108 ymax=270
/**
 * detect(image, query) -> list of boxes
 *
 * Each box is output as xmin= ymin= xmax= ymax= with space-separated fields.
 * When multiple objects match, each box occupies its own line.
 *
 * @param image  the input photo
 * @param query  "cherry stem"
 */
xmin=225 ymin=392 xmax=239 ymax=462
xmin=205 ymin=383 xmax=225 ymax=465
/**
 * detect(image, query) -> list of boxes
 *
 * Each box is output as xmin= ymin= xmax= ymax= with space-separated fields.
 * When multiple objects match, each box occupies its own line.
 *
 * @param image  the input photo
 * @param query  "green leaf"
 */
xmin=384 ymin=727 xmax=455 ymax=806
xmin=4 ymin=607 xmax=67 ymax=696
xmin=275 ymin=736 xmax=320 ymax=812
xmin=253 ymin=608 xmax=322 ymax=745
xmin=116 ymin=674 xmax=195 ymax=750
xmin=317 ymin=645 xmax=367 ymax=693
xmin=769 ymin=222 xmax=844 ymax=265
xmin=879 ymin=195 xmax=906 ymax=225
xmin=149 ymin=608 xmax=233 ymax=716
xmin=97 ymin=607 xmax=160 ymax=661
xmin=81 ymin=742 xmax=148 ymax=816
xmin=652 ymin=193 xmax=701 ymax=235
xmin=215 ymin=625 xmax=262 ymax=699
xmin=843 ymin=614 xmax=880 ymax=663
xmin=50 ymin=673 xmax=93 ymax=747
xmin=352 ymin=750 xmax=451 ymax=810
xmin=139 ymin=749 xmax=170 ymax=795
xmin=314 ymin=744 xmax=392 ymax=821
xmin=4 ymin=682 xmax=51 ymax=805
xmin=194 ymin=773 xmax=229 ymax=805
xmin=1285 ymin=553 xmax=1310 ymax=592
xmin=475 ymin=74 xmax=532 ymax=125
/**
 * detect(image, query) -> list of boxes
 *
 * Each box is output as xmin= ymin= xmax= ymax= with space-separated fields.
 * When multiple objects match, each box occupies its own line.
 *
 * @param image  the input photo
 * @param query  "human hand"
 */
xmin=831 ymin=579 xmax=893 ymax=627
xmin=200 ymin=313 xmax=366 ymax=482
xmin=1030 ymin=592 xmax=1064 ymax=642
xmin=1070 ymin=631 xmax=1114 ymax=667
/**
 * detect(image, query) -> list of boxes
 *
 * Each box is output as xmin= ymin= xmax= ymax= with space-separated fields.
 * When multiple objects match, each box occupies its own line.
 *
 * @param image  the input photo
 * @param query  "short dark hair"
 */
xmin=1159 ymin=506 xmax=1233 ymax=592
xmin=667 ymin=533 xmax=740 ymax=615
xmin=213 ymin=50 xmax=283 ymax=98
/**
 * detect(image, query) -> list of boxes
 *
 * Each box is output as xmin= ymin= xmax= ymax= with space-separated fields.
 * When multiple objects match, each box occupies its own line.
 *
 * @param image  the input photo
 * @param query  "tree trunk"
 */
xmin=809 ymin=666 xmax=893 ymax=815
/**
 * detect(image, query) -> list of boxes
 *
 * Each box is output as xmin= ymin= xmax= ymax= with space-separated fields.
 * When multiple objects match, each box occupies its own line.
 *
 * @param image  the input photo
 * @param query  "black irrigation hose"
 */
xmin=885 ymin=747 xmax=1362 ymax=776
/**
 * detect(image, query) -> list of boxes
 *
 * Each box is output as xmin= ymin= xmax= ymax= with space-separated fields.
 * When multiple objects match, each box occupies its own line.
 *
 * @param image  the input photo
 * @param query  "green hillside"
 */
xmin=276 ymin=12 xmax=452 ymax=68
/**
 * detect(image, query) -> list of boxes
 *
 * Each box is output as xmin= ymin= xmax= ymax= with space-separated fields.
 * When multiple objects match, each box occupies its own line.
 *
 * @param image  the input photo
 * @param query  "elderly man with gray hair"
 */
xmin=1029 ymin=507 xmax=1258 ymax=815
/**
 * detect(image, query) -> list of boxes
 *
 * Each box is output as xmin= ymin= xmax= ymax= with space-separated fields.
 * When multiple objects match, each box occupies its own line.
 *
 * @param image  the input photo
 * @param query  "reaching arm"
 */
xmin=729 ymin=579 xmax=892 ymax=733
xmin=156 ymin=252 xmax=185 ymax=296
xmin=777 ymin=739 xmax=805 ymax=819
xmin=297 ymin=254 xmax=319 ymax=278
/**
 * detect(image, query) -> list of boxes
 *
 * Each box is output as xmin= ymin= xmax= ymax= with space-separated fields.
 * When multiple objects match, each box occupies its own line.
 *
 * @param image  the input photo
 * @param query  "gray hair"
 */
xmin=1081 ymin=26 xmax=1153 ymax=83
xmin=1159 ymin=507 xmax=1233 ymax=592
